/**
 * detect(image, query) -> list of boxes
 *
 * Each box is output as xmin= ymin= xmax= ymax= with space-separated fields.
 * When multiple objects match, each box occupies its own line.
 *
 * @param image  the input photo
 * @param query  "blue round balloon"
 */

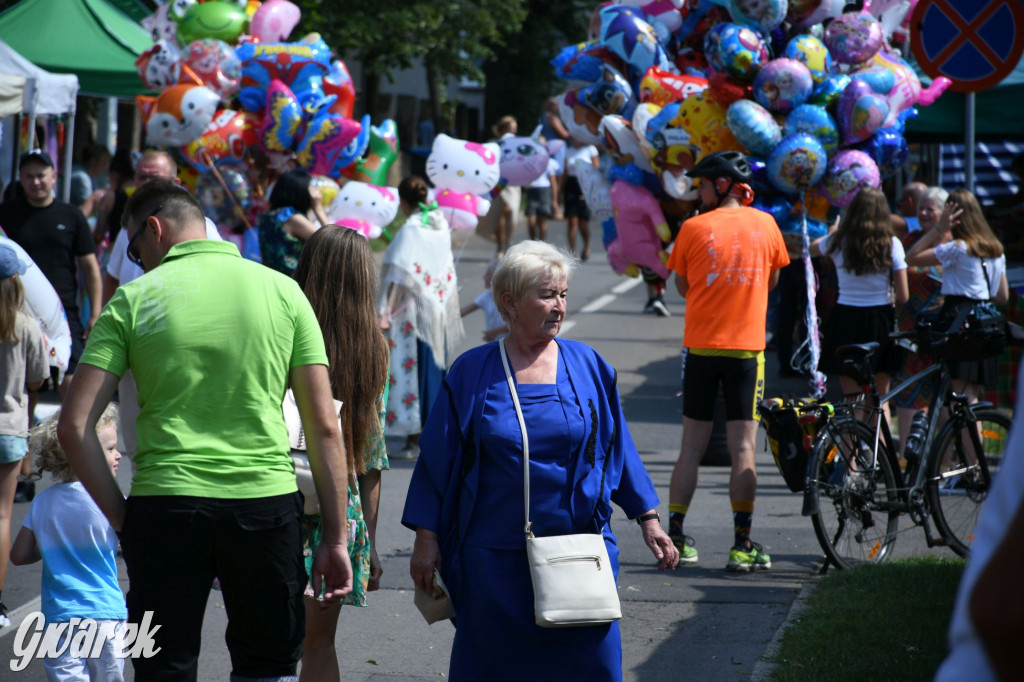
xmin=751 ymin=193 xmax=794 ymax=230
xmin=726 ymin=99 xmax=782 ymax=157
xmin=748 ymin=156 xmax=770 ymax=192
xmin=854 ymin=126 xmax=909 ymax=179
xmin=703 ymin=22 xmax=770 ymax=82
xmin=784 ymin=35 xmax=834 ymax=86
xmin=783 ymin=104 xmax=839 ymax=155
xmin=767 ymin=134 xmax=827 ymax=194
xmin=782 ymin=214 xmax=829 ymax=239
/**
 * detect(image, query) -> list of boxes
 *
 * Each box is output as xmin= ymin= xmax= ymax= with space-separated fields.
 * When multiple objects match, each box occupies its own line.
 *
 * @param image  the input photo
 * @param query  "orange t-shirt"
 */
xmin=667 ymin=206 xmax=790 ymax=351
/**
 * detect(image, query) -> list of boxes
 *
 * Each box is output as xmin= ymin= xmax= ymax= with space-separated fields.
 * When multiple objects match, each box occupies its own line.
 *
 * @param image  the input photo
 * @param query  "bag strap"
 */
xmin=499 ymin=339 xmax=534 ymax=539
xmin=981 ymin=258 xmax=994 ymax=300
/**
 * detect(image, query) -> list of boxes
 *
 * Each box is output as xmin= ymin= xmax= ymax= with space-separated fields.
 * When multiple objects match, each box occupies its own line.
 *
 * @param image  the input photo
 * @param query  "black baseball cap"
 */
xmin=19 ymin=149 xmax=54 ymax=169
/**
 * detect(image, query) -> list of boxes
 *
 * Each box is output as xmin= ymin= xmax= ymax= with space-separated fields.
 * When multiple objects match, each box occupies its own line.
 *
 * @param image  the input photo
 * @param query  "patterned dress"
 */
xmin=380 ymin=211 xmax=463 ymax=437
xmin=302 ymin=389 xmax=389 ymax=607
xmin=258 ymin=206 xmax=302 ymax=275
xmin=384 ymin=259 xmax=456 ymax=436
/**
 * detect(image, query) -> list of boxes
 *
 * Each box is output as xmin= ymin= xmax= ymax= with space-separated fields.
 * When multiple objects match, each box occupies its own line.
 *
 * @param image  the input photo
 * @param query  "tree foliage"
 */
xmin=296 ymin=0 xmax=529 ymax=126
xmin=483 ymin=0 xmax=592 ymax=137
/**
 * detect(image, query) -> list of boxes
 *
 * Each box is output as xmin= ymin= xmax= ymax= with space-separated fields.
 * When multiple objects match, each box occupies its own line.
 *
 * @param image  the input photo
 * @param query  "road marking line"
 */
xmin=579 ymin=294 xmax=617 ymax=314
xmin=558 ymin=321 xmax=576 ymax=336
xmin=0 ymin=596 xmax=41 ymax=639
xmin=611 ymin=278 xmax=643 ymax=295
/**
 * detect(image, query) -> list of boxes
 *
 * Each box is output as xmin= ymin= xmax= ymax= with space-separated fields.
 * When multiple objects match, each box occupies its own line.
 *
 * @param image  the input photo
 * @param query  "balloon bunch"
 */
xmin=552 ymin=0 xmax=951 ymax=395
xmin=135 ymin=0 xmax=401 ymax=239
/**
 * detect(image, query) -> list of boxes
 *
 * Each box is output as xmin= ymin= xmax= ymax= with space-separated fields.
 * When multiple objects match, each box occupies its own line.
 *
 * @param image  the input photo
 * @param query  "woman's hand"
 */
xmin=936 ymin=201 xmax=963 ymax=235
xmin=640 ymin=517 xmax=679 ymax=570
xmin=410 ymin=528 xmax=442 ymax=594
xmin=309 ymin=184 xmax=323 ymax=208
xmin=367 ymin=546 xmax=383 ymax=591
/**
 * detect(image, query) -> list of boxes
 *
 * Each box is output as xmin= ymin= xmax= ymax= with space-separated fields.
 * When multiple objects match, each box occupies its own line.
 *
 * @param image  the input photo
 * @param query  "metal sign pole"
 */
xmin=965 ymin=92 xmax=975 ymax=193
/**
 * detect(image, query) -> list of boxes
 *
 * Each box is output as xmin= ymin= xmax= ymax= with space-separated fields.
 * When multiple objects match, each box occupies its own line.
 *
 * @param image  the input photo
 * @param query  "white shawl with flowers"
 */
xmin=379 ymin=208 xmax=464 ymax=366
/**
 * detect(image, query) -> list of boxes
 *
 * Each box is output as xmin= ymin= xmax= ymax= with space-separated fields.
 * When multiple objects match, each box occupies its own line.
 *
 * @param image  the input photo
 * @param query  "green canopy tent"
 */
xmin=0 ymin=0 xmax=150 ymax=98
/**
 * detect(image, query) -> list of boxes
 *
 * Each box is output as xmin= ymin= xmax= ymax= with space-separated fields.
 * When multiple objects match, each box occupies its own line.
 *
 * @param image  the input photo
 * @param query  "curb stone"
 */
xmin=750 ymin=580 xmax=817 ymax=681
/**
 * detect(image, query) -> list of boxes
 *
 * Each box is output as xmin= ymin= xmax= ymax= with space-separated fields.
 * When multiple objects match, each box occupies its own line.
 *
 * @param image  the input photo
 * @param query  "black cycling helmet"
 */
xmin=687 ymin=151 xmax=752 ymax=207
xmin=686 ymin=151 xmax=752 ymax=183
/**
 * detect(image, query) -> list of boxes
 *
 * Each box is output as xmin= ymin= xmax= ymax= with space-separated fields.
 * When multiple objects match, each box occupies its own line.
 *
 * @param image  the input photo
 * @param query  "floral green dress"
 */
xmin=302 ymin=387 xmax=389 ymax=606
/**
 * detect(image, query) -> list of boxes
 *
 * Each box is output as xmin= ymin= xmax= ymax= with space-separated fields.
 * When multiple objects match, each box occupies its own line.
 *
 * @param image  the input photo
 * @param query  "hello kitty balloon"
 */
xmin=327 ymin=181 xmax=399 ymax=240
xmin=426 ymin=134 xmax=501 ymax=231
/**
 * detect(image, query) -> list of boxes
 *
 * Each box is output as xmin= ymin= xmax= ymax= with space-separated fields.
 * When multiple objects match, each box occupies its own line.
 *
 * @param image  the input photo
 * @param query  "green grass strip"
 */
xmin=770 ymin=557 xmax=966 ymax=682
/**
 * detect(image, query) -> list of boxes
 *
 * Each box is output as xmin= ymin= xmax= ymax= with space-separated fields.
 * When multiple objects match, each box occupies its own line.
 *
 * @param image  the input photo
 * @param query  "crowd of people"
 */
xmin=0 ymin=110 xmax=1017 ymax=679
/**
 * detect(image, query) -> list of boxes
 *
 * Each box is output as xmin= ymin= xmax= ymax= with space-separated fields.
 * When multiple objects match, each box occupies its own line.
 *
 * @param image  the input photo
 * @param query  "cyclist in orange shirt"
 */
xmin=665 ymin=151 xmax=789 ymax=571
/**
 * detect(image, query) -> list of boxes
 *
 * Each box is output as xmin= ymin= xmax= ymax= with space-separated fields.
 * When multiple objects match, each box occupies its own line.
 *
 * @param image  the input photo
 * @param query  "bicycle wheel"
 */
xmin=809 ymin=418 xmax=900 ymax=570
xmin=926 ymin=408 xmax=1011 ymax=557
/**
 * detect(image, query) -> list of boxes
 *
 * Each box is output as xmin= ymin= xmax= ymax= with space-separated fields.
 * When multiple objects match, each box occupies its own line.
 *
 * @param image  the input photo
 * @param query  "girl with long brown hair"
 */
xmin=0 ymin=243 xmax=49 ymax=627
xmin=810 ymin=187 xmax=910 ymax=400
xmin=907 ymin=188 xmax=1010 ymax=400
xmin=293 ymin=226 xmax=390 ymax=682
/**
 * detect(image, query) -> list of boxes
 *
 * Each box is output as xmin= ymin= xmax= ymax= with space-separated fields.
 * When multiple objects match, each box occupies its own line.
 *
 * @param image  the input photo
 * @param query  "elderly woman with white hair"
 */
xmin=402 ymin=240 xmax=678 ymax=680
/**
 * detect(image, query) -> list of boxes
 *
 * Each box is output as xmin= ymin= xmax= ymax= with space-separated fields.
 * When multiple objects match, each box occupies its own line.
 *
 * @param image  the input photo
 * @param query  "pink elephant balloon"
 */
xmin=608 ymin=180 xmax=671 ymax=281
xmin=250 ymin=0 xmax=302 ymax=43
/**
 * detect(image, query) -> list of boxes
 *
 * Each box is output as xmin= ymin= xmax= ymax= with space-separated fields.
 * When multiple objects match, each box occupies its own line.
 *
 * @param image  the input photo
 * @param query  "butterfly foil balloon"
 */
xmin=260 ymin=79 xmax=363 ymax=178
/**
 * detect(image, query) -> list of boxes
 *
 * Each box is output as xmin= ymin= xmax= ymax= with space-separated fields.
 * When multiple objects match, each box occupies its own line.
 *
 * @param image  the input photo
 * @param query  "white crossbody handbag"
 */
xmin=282 ymin=389 xmax=343 ymax=515
xmin=499 ymin=340 xmax=622 ymax=628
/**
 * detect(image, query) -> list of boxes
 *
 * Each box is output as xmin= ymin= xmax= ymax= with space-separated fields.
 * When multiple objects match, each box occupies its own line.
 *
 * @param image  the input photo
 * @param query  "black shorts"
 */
xmin=525 ymin=187 xmax=552 ymax=217
xmin=563 ymin=176 xmax=590 ymax=220
xmin=681 ymin=350 xmax=765 ymax=421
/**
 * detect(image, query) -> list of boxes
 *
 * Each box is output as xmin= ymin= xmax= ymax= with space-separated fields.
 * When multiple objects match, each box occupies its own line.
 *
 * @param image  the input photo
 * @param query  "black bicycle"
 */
xmin=803 ymin=326 xmax=1012 ymax=570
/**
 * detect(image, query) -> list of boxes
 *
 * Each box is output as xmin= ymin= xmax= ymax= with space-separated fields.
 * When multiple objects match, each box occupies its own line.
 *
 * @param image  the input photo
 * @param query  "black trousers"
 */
xmin=121 ymin=492 xmax=306 ymax=681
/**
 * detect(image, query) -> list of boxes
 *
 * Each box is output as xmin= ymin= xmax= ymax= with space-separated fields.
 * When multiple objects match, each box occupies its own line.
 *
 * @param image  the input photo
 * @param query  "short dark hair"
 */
xmin=268 ymin=169 xmax=312 ymax=213
xmin=398 ymin=175 xmax=429 ymax=207
xmin=123 ymin=177 xmax=204 ymax=233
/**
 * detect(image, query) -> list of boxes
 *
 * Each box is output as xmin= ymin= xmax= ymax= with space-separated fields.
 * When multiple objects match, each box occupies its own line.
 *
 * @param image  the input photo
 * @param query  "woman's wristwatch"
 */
xmin=635 ymin=512 xmax=660 ymax=525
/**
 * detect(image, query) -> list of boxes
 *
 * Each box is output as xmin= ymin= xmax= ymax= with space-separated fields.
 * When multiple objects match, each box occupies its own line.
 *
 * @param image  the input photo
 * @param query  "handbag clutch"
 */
xmin=499 ymin=339 xmax=622 ymax=628
xmin=413 ymin=568 xmax=455 ymax=624
xmin=282 ymin=389 xmax=343 ymax=516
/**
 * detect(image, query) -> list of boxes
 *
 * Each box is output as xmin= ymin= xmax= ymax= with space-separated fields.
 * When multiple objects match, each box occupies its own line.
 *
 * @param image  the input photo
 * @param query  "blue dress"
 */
xmin=453 ymin=354 xmax=620 ymax=680
xmin=257 ymin=206 xmax=301 ymax=275
xmin=404 ymin=340 xmax=658 ymax=681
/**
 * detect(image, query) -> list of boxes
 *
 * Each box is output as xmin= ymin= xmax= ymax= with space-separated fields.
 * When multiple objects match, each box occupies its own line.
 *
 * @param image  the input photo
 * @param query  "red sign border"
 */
xmin=911 ymin=0 xmax=1024 ymax=93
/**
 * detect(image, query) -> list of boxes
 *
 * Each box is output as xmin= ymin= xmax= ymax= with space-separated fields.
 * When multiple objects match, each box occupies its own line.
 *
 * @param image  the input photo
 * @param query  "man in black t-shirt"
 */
xmin=0 ymin=150 xmax=101 ymax=393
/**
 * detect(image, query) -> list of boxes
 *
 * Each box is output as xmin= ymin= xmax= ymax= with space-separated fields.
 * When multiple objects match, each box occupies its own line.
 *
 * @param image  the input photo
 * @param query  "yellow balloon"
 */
xmin=673 ymin=92 xmax=744 ymax=159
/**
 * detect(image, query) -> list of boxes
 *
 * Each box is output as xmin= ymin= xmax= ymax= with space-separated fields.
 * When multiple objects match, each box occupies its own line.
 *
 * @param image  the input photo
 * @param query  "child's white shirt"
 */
xmin=22 ymin=481 xmax=126 ymax=622
xmin=474 ymin=290 xmax=505 ymax=333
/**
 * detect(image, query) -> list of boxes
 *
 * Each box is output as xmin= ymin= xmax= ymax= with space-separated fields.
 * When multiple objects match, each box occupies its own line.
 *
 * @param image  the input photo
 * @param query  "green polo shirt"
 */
xmin=81 ymin=240 xmax=328 ymax=498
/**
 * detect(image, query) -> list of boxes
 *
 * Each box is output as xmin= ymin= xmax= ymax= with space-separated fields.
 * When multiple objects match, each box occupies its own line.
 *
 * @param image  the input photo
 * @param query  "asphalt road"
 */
xmin=0 ymin=220 xmax=952 ymax=680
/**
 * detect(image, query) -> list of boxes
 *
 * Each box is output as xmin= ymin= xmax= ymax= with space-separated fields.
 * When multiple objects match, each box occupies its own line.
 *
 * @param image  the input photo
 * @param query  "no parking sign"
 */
xmin=911 ymin=0 xmax=1024 ymax=93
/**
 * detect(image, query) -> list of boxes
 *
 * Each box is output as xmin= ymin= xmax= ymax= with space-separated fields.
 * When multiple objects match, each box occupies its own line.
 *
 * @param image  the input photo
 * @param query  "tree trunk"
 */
xmin=425 ymin=56 xmax=445 ymax=136
xmin=362 ymin=69 xmax=381 ymax=119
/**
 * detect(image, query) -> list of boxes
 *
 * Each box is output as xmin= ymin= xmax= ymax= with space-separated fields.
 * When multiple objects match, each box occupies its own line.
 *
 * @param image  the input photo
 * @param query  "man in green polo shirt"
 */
xmin=57 ymin=178 xmax=351 ymax=681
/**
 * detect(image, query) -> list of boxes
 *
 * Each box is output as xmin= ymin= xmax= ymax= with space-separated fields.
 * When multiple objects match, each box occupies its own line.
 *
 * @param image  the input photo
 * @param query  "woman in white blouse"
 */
xmin=907 ymin=188 xmax=1009 ymax=401
xmin=811 ymin=187 xmax=910 ymax=400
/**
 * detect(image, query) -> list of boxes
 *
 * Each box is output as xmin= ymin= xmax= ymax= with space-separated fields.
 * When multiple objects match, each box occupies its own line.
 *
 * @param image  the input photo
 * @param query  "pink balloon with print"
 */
xmin=824 ymin=11 xmax=883 ymax=64
xmin=824 ymin=150 xmax=880 ymax=208
xmin=250 ymin=0 xmax=302 ymax=43
xmin=837 ymin=79 xmax=889 ymax=145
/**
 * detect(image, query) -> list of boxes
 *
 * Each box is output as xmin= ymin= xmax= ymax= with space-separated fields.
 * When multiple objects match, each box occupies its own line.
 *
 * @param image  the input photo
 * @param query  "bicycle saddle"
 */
xmin=835 ymin=342 xmax=880 ymax=358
